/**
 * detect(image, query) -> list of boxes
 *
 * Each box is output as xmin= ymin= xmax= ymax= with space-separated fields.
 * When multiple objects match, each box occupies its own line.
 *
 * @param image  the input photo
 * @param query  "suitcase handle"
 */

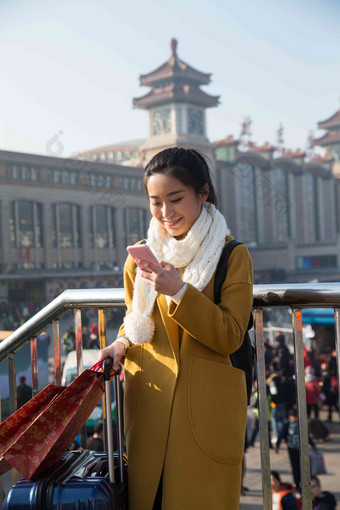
xmin=103 ymin=356 xmax=113 ymax=381
xmin=102 ymin=357 xmax=124 ymax=485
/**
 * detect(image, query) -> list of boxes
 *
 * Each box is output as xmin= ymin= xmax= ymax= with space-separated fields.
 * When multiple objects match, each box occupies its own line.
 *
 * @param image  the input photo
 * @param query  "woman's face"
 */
xmin=146 ymin=174 xmax=208 ymax=240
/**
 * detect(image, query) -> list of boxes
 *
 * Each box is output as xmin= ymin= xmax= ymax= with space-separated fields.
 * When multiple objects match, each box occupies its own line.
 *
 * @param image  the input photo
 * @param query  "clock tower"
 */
xmin=133 ymin=39 xmax=220 ymax=164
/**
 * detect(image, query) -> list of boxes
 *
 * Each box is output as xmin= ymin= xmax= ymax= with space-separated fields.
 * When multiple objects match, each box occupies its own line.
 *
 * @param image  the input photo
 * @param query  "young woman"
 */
xmin=99 ymin=147 xmax=253 ymax=510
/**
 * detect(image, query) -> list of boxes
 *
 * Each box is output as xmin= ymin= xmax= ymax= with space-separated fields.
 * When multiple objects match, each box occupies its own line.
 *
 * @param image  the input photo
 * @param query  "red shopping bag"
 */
xmin=2 ymin=361 xmax=107 ymax=480
xmin=0 ymin=384 xmax=63 ymax=476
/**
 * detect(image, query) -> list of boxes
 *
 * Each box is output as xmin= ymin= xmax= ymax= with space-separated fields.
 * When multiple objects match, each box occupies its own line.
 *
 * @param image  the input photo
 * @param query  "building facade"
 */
xmin=0 ymin=150 xmax=149 ymax=304
xmin=1 ymin=40 xmax=340 ymax=306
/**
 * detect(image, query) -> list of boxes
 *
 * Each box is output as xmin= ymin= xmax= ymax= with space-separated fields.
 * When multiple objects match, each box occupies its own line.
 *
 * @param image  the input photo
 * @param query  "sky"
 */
xmin=0 ymin=0 xmax=339 ymax=158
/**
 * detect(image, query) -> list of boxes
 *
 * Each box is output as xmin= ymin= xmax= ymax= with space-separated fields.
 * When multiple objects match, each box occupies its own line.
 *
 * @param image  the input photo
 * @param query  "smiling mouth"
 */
xmin=164 ymin=218 xmax=182 ymax=227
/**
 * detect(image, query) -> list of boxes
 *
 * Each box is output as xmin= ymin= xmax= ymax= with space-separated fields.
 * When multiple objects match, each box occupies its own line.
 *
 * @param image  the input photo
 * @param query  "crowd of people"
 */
xmin=244 ymin=331 xmax=339 ymax=508
xmin=0 ymin=300 xmax=41 ymax=331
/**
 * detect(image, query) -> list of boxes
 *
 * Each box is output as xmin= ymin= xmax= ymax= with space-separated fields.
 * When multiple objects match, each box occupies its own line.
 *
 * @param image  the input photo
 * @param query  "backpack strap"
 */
xmin=214 ymin=240 xmax=242 ymax=304
xmin=214 ymin=240 xmax=253 ymax=331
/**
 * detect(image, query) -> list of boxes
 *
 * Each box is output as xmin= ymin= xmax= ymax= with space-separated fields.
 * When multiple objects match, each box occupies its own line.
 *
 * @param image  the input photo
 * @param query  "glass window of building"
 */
xmin=35 ymin=203 xmax=44 ymax=247
xmin=75 ymin=206 xmax=81 ymax=248
xmin=18 ymin=200 xmax=34 ymax=247
xmin=59 ymin=203 xmax=73 ymax=248
xmin=70 ymin=172 xmax=77 ymax=185
xmin=51 ymin=206 xmax=57 ymax=248
xmin=96 ymin=172 xmax=106 ymax=188
xmin=10 ymin=203 xmax=16 ymax=245
xmin=94 ymin=205 xmax=109 ymax=248
xmin=54 ymin=169 xmax=61 ymax=184
xmin=235 ymin=161 xmax=258 ymax=244
xmin=89 ymin=206 xmax=115 ymax=248
xmin=6 ymin=164 xmax=19 ymax=179
xmin=125 ymin=208 xmax=148 ymax=245
xmin=9 ymin=200 xmax=43 ymax=249
xmin=335 ymin=184 xmax=340 ymax=234
xmin=305 ymin=173 xmax=319 ymax=242
xmin=273 ymin=167 xmax=290 ymax=242
xmin=52 ymin=203 xmax=80 ymax=249
xmin=31 ymin=166 xmax=38 ymax=181
xmin=111 ymin=208 xmax=116 ymax=247
xmin=62 ymin=170 xmax=70 ymax=184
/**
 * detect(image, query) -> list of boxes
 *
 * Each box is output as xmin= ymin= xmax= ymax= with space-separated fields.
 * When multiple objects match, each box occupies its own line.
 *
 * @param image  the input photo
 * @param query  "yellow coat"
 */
xmin=119 ymin=236 xmax=253 ymax=510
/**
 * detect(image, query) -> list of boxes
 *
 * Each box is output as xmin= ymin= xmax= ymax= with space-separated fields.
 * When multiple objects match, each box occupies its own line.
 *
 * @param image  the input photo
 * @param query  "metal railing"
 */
xmin=1 ymin=283 xmax=340 ymax=510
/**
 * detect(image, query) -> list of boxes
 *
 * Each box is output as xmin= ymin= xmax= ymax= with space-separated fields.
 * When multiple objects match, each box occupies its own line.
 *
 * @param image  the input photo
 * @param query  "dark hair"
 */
xmin=94 ymin=422 xmax=104 ymax=434
xmin=271 ymin=470 xmax=281 ymax=482
xmin=288 ymin=408 xmax=297 ymax=417
xmin=143 ymin=147 xmax=217 ymax=206
xmin=310 ymin=475 xmax=320 ymax=487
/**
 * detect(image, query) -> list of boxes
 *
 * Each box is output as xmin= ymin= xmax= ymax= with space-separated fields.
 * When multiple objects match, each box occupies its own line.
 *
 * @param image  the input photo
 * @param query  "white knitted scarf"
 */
xmin=124 ymin=203 xmax=229 ymax=344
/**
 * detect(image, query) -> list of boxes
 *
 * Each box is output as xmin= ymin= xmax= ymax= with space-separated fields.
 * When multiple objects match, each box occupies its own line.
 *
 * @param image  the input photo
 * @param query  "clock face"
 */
xmin=152 ymin=109 xmax=171 ymax=136
xmin=188 ymin=108 xmax=204 ymax=135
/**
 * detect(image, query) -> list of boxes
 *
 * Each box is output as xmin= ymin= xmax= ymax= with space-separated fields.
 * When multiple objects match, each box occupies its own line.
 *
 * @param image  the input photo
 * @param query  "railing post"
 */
xmin=8 ymin=354 xmax=17 ymax=416
xmin=30 ymin=336 xmax=38 ymax=396
xmin=98 ymin=309 xmax=108 ymax=451
xmin=254 ymin=308 xmax=272 ymax=510
xmin=292 ymin=308 xmax=312 ymax=510
xmin=74 ymin=308 xmax=83 ymax=375
xmin=334 ymin=308 xmax=340 ymax=414
xmin=74 ymin=308 xmax=86 ymax=449
xmin=52 ymin=320 xmax=61 ymax=386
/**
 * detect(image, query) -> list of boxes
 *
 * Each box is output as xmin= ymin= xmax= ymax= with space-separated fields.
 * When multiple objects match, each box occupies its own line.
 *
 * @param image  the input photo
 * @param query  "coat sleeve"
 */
xmin=167 ymin=244 xmax=253 ymax=356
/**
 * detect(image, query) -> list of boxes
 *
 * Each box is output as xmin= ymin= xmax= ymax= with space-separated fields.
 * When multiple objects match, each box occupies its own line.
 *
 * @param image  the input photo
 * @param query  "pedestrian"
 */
xmin=16 ymin=376 xmax=32 ymax=408
xmin=305 ymin=366 xmax=322 ymax=419
xmin=87 ymin=422 xmax=105 ymax=451
xmin=249 ymin=382 xmax=273 ymax=448
xmin=322 ymin=351 xmax=339 ymax=423
xmin=274 ymin=332 xmax=290 ymax=371
xmin=264 ymin=339 xmax=273 ymax=369
xmin=99 ymin=147 xmax=253 ymax=510
xmin=88 ymin=333 xmax=100 ymax=349
xmin=271 ymin=470 xmax=298 ymax=510
xmin=310 ymin=475 xmax=337 ymax=509
xmin=268 ymin=362 xmax=287 ymax=438
xmin=276 ymin=408 xmax=317 ymax=494
xmin=62 ymin=326 xmax=75 ymax=354
xmin=82 ymin=326 xmax=90 ymax=348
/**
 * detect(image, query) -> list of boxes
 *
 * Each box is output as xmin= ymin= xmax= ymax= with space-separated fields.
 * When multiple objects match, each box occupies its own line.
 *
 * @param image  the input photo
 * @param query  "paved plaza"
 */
xmin=240 ymin=408 xmax=340 ymax=509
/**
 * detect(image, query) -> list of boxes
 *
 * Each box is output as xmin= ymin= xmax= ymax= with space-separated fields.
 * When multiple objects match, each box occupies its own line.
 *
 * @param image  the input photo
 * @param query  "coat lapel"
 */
xmin=156 ymin=294 xmax=180 ymax=364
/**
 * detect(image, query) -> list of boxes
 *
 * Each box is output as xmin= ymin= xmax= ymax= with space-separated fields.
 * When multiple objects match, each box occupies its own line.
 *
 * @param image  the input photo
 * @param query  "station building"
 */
xmin=0 ymin=39 xmax=340 ymax=306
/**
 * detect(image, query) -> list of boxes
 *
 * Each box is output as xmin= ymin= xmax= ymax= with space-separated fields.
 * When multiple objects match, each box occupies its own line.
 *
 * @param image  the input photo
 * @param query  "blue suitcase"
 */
xmin=3 ymin=358 xmax=127 ymax=510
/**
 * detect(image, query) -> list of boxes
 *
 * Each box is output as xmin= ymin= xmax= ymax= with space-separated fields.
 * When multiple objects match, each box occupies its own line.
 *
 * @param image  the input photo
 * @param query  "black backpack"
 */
xmin=214 ymin=240 xmax=255 ymax=405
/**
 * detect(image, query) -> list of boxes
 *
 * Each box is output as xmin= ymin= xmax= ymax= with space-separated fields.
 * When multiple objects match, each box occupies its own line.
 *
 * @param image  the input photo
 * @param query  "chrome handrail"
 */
xmin=0 ymin=288 xmax=126 ymax=362
xmin=2 ymin=283 xmax=340 ymax=363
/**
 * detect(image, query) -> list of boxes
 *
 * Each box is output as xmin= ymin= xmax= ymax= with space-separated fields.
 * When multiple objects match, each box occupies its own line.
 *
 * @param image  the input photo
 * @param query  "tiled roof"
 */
xmin=314 ymin=130 xmax=340 ymax=146
xmin=281 ymin=149 xmax=305 ymax=158
xmin=214 ymin=135 xmax=238 ymax=146
xmin=309 ymin=154 xmax=334 ymax=163
xmin=133 ymin=83 xmax=219 ymax=109
xmin=248 ymin=142 xmax=274 ymax=153
xmin=139 ymin=39 xmax=211 ymax=87
xmin=79 ymin=140 xmax=145 ymax=156
xmin=318 ymin=109 xmax=340 ymax=130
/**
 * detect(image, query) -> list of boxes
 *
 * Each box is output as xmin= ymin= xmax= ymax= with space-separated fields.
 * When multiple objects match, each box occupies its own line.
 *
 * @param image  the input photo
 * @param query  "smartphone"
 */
xmin=127 ymin=244 xmax=162 ymax=270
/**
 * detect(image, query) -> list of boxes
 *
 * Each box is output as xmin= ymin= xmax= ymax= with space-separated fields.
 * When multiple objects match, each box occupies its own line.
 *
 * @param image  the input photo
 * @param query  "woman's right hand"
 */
xmin=98 ymin=342 xmax=125 ymax=372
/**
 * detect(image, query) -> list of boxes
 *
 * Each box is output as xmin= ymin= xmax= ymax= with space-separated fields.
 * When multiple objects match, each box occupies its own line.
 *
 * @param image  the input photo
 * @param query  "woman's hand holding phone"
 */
xmin=127 ymin=244 xmax=184 ymax=296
